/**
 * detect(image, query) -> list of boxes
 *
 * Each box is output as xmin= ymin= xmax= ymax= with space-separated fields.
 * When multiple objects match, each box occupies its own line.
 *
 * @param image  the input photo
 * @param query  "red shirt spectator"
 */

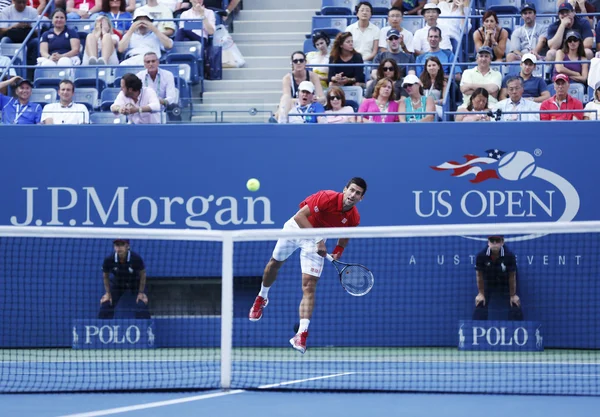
xmin=540 ymin=74 xmax=583 ymax=120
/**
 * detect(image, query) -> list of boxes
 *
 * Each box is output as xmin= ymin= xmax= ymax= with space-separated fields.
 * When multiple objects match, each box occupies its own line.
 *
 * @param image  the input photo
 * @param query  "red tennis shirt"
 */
xmin=299 ymin=190 xmax=360 ymax=228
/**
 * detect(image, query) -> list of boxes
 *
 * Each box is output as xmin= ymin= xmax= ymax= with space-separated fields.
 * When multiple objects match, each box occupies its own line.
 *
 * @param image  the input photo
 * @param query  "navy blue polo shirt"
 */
xmin=41 ymin=27 xmax=79 ymax=54
xmin=548 ymin=16 xmax=593 ymax=42
xmin=475 ymin=245 xmax=517 ymax=282
xmin=102 ymin=250 xmax=145 ymax=287
xmin=0 ymin=94 xmax=42 ymax=124
xmin=501 ymin=74 xmax=548 ymax=98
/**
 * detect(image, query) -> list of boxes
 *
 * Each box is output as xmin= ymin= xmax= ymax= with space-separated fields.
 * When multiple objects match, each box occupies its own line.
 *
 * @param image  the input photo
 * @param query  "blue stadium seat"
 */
xmin=304 ymin=38 xmax=317 ymax=53
xmin=342 ymin=85 xmax=364 ymax=105
xmin=68 ymin=20 xmax=93 ymax=33
xmin=370 ymin=0 xmax=392 ymax=15
xmin=530 ymin=0 xmax=559 ymax=14
xmin=112 ymin=66 xmax=144 ymax=87
xmin=165 ymin=41 xmax=204 ymax=84
xmin=402 ymin=16 xmax=424 ymax=35
xmin=312 ymin=16 xmax=349 ymax=37
xmin=29 ymin=88 xmax=57 ymax=107
xmin=497 ymin=15 xmax=515 ymax=35
xmin=178 ymin=78 xmax=192 ymax=110
xmin=568 ymin=83 xmax=585 ymax=103
xmin=177 ymin=64 xmax=192 ymax=84
xmin=73 ymin=67 xmax=109 ymax=91
xmin=321 ymin=0 xmax=354 ymax=16
xmin=74 ymin=87 xmax=99 ymax=111
xmin=33 ymin=68 xmax=71 ymax=89
xmin=485 ymin=0 xmax=520 ymax=15
xmin=89 ymin=112 xmax=125 ymax=124
xmin=345 ymin=98 xmax=359 ymax=112
xmin=0 ymin=43 xmax=27 ymax=78
xmin=99 ymin=87 xmax=121 ymax=111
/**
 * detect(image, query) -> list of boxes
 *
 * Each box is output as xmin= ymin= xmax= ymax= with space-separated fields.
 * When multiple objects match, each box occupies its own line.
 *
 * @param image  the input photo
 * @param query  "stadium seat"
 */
xmin=68 ymin=21 xmax=93 ymax=33
xmin=402 ymin=16 xmax=424 ymax=35
xmin=342 ymin=86 xmax=364 ymax=105
xmin=497 ymin=15 xmax=515 ymax=35
xmin=112 ymin=66 xmax=144 ymax=87
xmin=568 ymin=83 xmax=586 ymax=103
xmin=165 ymin=41 xmax=204 ymax=85
xmin=0 ymin=43 xmax=26 ymax=77
xmin=73 ymin=67 xmax=109 ymax=91
xmin=29 ymin=88 xmax=57 ymax=107
xmin=345 ymin=98 xmax=359 ymax=112
xmin=485 ymin=0 xmax=520 ymax=15
xmin=370 ymin=0 xmax=392 ymax=15
xmin=178 ymin=64 xmax=192 ymax=84
xmin=312 ymin=16 xmax=349 ymax=37
xmin=321 ymin=0 xmax=354 ymax=16
xmin=304 ymin=38 xmax=317 ymax=53
xmin=89 ymin=112 xmax=125 ymax=124
xmin=74 ymin=87 xmax=99 ymax=111
xmin=33 ymin=68 xmax=71 ymax=89
xmin=530 ymin=0 xmax=559 ymax=14
xmin=99 ymin=87 xmax=121 ymax=111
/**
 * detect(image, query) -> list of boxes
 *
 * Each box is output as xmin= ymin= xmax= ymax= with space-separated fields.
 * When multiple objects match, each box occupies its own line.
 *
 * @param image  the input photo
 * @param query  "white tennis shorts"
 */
xmin=272 ymin=217 xmax=325 ymax=278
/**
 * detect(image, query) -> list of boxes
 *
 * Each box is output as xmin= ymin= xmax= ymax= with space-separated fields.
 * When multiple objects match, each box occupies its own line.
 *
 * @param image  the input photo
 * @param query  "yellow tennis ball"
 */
xmin=246 ymin=178 xmax=260 ymax=192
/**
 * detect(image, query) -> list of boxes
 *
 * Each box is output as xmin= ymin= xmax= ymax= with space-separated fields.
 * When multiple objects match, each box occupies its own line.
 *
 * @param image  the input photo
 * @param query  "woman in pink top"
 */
xmin=358 ymin=78 xmax=399 ymax=123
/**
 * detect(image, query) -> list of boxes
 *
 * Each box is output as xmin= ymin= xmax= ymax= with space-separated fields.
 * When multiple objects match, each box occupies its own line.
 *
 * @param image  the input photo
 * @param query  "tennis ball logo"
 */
xmin=497 ymin=151 xmax=536 ymax=181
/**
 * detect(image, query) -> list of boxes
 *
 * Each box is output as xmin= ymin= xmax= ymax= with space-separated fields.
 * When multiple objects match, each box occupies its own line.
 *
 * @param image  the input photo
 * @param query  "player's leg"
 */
xmin=98 ymin=286 xmax=124 ymax=319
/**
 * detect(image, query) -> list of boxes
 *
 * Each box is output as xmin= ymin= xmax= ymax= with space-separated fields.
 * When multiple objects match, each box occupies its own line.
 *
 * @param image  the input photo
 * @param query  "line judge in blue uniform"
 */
xmin=473 ymin=235 xmax=523 ymax=321
xmin=98 ymin=239 xmax=151 ymax=319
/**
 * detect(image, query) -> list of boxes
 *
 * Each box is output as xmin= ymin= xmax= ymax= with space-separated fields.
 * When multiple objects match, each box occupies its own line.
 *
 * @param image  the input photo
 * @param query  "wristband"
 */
xmin=332 ymin=245 xmax=344 ymax=257
xmin=138 ymin=107 xmax=142 ymax=114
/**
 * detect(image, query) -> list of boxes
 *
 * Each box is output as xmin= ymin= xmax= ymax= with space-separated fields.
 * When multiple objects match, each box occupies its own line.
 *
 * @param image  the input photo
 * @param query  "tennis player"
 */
xmin=473 ymin=235 xmax=523 ymax=321
xmin=249 ymin=177 xmax=367 ymax=354
xmin=98 ymin=239 xmax=151 ymax=319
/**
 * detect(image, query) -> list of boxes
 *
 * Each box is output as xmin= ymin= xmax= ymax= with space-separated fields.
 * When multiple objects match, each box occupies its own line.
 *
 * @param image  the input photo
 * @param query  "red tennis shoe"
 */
xmin=248 ymin=296 xmax=268 ymax=321
xmin=290 ymin=331 xmax=308 ymax=354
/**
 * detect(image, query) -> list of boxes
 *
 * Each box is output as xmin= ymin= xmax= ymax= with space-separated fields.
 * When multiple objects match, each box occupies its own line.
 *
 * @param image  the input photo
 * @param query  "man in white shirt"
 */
xmin=118 ymin=11 xmax=173 ymax=66
xmin=346 ymin=1 xmax=380 ymax=61
xmin=111 ymin=73 xmax=161 ymax=124
xmin=412 ymin=3 xmax=453 ymax=55
xmin=460 ymin=46 xmax=502 ymax=107
xmin=136 ymin=0 xmax=176 ymax=36
xmin=493 ymin=76 xmax=540 ymax=121
xmin=136 ymin=52 xmax=180 ymax=121
xmin=41 ymin=80 xmax=89 ymax=124
xmin=378 ymin=6 xmax=414 ymax=54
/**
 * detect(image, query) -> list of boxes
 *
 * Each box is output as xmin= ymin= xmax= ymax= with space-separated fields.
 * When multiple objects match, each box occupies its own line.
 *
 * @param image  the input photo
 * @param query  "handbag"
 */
xmin=205 ymin=44 xmax=222 ymax=80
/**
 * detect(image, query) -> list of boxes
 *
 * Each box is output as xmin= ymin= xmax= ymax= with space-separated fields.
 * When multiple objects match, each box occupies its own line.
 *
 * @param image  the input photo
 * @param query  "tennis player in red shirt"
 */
xmin=249 ymin=177 xmax=367 ymax=354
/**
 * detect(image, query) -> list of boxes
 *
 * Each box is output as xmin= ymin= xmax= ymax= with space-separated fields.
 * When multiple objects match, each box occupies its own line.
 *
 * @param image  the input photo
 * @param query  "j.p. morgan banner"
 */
xmin=458 ymin=320 xmax=543 ymax=351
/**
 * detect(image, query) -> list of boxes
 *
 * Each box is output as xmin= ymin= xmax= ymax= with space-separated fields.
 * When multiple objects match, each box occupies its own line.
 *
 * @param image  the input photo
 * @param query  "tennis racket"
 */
xmin=325 ymin=254 xmax=374 ymax=296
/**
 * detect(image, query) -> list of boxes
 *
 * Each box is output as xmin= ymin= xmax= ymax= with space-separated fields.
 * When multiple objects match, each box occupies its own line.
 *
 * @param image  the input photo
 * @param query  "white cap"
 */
xmin=133 ymin=10 xmax=153 ymax=21
xmin=402 ymin=74 xmax=422 ymax=87
xmin=521 ymin=53 xmax=537 ymax=64
xmin=298 ymin=81 xmax=315 ymax=94
xmin=422 ymin=3 xmax=442 ymax=14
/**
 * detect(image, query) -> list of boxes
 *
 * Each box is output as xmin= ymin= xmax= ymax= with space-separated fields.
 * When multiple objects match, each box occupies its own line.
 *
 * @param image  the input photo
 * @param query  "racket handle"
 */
xmin=325 ymin=254 xmax=334 ymax=262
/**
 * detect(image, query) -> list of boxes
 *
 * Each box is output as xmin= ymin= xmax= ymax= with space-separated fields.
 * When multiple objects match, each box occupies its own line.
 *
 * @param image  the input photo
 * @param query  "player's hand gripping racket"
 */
xmin=325 ymin=254 xmax=374 ymax=296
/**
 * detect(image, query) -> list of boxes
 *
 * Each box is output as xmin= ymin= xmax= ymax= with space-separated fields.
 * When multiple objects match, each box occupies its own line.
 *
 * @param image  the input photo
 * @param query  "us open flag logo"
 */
xmin=431 ymin=149 xmax=505 ymax=183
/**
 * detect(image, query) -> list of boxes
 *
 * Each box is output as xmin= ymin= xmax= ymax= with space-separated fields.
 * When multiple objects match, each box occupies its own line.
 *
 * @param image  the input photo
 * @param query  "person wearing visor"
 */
xmin=473 ymin=235 xmax=523 ymax=321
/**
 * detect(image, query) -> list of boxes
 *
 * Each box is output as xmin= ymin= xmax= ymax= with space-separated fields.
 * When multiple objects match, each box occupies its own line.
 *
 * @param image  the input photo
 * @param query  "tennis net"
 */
xmin=0 ymin=222 xmax=599 ymax=394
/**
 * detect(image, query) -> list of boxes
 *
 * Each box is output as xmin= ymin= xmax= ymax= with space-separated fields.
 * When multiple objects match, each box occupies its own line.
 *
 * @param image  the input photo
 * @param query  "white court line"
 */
xmin=258 ymin=372 xmax=355 ymax=389
xmin=54 ymin=390 xmax=245 ymax=417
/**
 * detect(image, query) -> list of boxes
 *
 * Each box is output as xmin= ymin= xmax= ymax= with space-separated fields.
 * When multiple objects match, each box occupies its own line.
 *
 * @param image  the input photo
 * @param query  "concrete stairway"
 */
xmin=192 ymin=0 xmax=321 ymax=123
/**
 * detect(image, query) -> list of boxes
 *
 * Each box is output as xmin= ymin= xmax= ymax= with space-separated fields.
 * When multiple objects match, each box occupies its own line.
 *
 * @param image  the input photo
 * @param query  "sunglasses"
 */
xmin=328 ymin=95 xmax=341 ymax=100
xmin=388 ymin=36 xmax=400 ymax=41
xmin=567 ymin=38 xmax=579 ymax=43
xmin=383 ymin=66 xmax=394 ymax=71
xmin=488 ymin=238 xmax=503 ymax=244
xmin=292 ymin=59 xmax=306 ymax=64
xmin=404 ymin=83 xmax=415 ymax=87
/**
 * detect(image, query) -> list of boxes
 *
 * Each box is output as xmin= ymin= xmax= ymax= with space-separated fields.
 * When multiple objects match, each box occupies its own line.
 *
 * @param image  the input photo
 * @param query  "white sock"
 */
xmin=258 ymin=283 xmax=270 ymax=299
xmin=298 ymin=319 xmax=310 ymax=333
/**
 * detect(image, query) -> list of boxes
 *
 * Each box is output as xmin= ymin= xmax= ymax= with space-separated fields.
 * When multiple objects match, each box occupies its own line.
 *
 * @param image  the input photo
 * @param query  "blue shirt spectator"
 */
xmin=40 ymin=27 xmax=80 ymax=55
xmin=415 ymin=49 xmax=461 ymax=77
xmin=0 ymin=79 xmax=42 ymax=124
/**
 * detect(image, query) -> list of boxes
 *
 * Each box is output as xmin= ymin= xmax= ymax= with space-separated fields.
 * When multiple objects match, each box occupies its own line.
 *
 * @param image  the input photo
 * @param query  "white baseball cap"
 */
xmin=521 ymin=53 xmax=537 ymax=64
xmin=402 ymin=74 xmax=422 ymax=87
xmin=298 ymin=81 xmax=315 ymax=93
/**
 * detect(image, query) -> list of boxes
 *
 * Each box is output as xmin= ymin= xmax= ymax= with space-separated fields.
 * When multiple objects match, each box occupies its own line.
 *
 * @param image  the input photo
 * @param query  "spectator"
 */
xmin=378 ymin=6 xmax=414 ymax=54
xmin=420 ymin=55 xmax=446 ymax=106
xmin=328 ymin=32 xmax=366 ymax=89
xmin=38 ymin=9 xmax=81 ymax=67
xmin=435 ymin=0 xmax=469 ymax=44
xmin=158 ymin=0 xmax=183 ymax=13
xmin=546 ymin=2 xmax=594 ymax=61
xmin=473 ymin=236 xmax=523 ymax=321
xmin=460 ymin=46 xmax=502 ymax=107
xmin=175 ymin=0 xmax=215 ymax=42
xmin=208 ymin=0 xmax=240 ymax=21
xmin=371 ymin=29 xmax=415 ymax=81
xmin=365 ymin=58 xmax=408 ymax=99
xmin=100 ymin=0 xmax=133 ymax=36
xmin=98 ymin=239 xmax=151 ymax=320
xmin=0 ymin=0 xmax=38 ymax=44
xmin=111 ymin=72 xmax=162 ymax=124
xmin=473 ymin=10 xmax=509 ymax=61
xmin=358 ymin=77 xmax=399 ymax=123
xmin=571 ymin=0 xmax=596 ymax=33
xmin=506 ymin=3 xmax=548 ymax=63
xmin=398 ymin=73 xmax=435 ymax=122
xmin=413 ymin=3 xmax=453 ymax=56
xmin=392 ymin=0 xmax=426 ymax=16
xmin=553 ymin=30 xmax=589 ymax=85
xmin=346 ymin=1 xmax=379 ymax=62
xmin=281 ymin=80 xmax=326 ymax=124
xmin=584 ymin=80 xmax=600 ymax=120
xmin=118 ymin=11 xmax=173 ymax=66
xmin=136 ymin=52 xmax=181 ymax=122
xmin=0 ymin=0 xmax=13 ymax=13
xmin=415 ymin=26 xmax=461 ymax=80
xmin=540 ymin=73 xmax=584 ymax=120
xmin=83 ymin=15 xmax=119 ymax=65
xmin=455 ymin=87 xmax=492 ymax=122
xmin=493 ymin=77 xmax=540 ymax=121
xmin=275 ymin=51 xmax=324 ymax=123
xmin=320 ymin=85 xmax=355 ymax=124
xmin=0 ymin=54 xmax=16 ymax=79
xmin=306 ymin=31 xmax=330 ymax=88
xmin=66 ymin=0 xmax=102 ymax=21
xmin=499 ymin=54 xmax=550 ymax=103
xmin=136 ymin=0 xmax=177 ymax=37
xmin=0 ymin=77 xmax=42 ymax=124
xmin=41 ymin=79 xmax=89 ymax=124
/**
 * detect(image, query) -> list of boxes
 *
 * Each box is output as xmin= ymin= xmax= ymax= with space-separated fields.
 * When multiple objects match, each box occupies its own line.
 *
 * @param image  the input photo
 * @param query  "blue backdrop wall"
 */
xmin=0 ymin=123 xmax=598 ymax=349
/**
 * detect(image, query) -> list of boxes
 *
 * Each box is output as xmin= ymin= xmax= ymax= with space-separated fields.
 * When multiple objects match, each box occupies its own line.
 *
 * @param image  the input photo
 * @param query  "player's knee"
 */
xmin=301 ymin=277 xmax=317 ymax=294
xmin=266 ymin=258 xmax=284 ymax=272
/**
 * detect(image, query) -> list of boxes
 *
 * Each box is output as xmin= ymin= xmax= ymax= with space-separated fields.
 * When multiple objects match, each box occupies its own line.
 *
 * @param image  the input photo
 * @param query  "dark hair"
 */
xmin=388 ymin=6 xmax=402 ymax=15
xmin=466 ymin=87 xmax=489 ymax=111
xmin=51 ymin=8 xmax=67 ymax=20
xmin=373 ymin=77 xmax=396 ymax=101
xmin=376 ymin=58 xmax=399 ymax=81
xmin=59 ymin=79 xmax=75 ymax=90
xmin=346 ymin=177 xmax=367 ymax=195
xmin=428 ymin=25 xmax=442 ymax=38
xmin=562 ymin=34 xmax=585 ymax=57
xmin=355 ymin=1 xmax=373 ymax=15
xmin=482 ymin=10 xmax=499 ymax=24
xmin=122 ymin=73 xmax=143 ymax=91
xmin=330 ymin=32 xmax=356 ymax=62
xmin=420 ymin=56 xmax=444 ymax=91
xmin=290 ymin=50 xmax=306 ymax=61
xmin=312 ymin=30 xmax=330 ymax=48
xmin=325 ymin=86 xmax=347 ymax=110
xmin=102 ymin=0 xmax=126 ymax=13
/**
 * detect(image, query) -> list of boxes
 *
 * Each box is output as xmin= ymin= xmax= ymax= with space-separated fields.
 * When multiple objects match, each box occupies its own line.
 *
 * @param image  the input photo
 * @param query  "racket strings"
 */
xmin=341 ymin=265 xmax=374 ymax=296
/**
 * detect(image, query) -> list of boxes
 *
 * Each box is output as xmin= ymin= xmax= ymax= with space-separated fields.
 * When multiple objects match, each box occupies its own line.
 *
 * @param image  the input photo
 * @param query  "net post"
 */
xmin=220 ymin=232 xmax=234 ymax=390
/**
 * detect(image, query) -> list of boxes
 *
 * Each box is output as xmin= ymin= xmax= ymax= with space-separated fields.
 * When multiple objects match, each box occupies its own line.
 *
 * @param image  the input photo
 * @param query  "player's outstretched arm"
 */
xmin=293 ymin=205 xmax=313 ymax=229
